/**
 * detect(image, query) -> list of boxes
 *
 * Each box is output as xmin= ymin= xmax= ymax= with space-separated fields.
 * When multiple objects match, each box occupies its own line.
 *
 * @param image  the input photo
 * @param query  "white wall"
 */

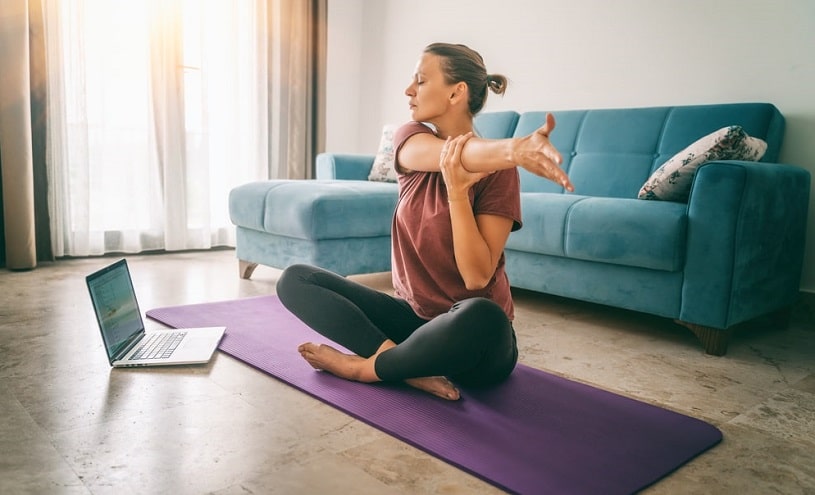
xmin=326 ymin=0 xmax=815 ymax=292
xmin=324 ymin=0 xmax=363 ymax=152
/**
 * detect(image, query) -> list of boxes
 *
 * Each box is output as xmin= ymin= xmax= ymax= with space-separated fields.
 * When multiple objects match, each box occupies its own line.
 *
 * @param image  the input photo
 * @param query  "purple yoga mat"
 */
xmin=147 ymin=295 xmax=721 ymax=495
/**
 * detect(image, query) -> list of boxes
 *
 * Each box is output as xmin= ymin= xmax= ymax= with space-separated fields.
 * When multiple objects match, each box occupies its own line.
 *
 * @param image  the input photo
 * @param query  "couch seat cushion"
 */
xmin=507 ymin=194 xmax=687 ymax=272
xmin=565 ymin=198 xmax=687 ymax=271
xmin=230 ymin=180 xmax=398 ymax=240
xmin=507 ymin=194 xmax=585 ymax=256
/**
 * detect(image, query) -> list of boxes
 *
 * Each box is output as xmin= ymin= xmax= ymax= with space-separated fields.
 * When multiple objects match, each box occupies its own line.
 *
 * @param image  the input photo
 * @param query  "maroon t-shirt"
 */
xmin=391 ymin=121 xmax=522 ymax=320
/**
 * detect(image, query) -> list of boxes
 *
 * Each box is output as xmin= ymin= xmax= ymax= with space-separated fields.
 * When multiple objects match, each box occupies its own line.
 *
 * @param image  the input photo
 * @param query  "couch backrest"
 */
xmin=474 ymin=103 xmax=785 ymax=198
xmin=473 ymin=111 xmax=520 ymax=140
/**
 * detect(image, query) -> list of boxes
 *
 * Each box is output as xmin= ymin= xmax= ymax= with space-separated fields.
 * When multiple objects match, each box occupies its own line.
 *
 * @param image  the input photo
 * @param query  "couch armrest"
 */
xmin=316 ymin=153 xmax=376 ymax=180
xmin=680 ymin=160 xmax=810 ymax=329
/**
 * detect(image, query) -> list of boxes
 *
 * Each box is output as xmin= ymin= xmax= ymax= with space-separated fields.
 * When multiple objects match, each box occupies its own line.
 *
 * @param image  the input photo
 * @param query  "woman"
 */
xmin=276 ymin=42 xmax=573 ymax=400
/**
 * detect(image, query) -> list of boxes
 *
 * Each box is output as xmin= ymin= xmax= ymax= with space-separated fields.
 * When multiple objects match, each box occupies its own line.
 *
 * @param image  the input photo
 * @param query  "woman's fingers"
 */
xmin=545 ymin=142 xmax=564 ymax=167
xmin=449 ymin=132 xmax=472 ymax=162
xmin=537 ymin=112 xmax=557 ymax=139
xmin=525 ymin=114 xmax=573 ymax=191
xmin=440 ymin=136 xmax=452 ymax=163
xmin=535 ymin=116 xmax=563 ymax=166
xmin=441 ymin=132 xmax=492 ymax=196
xmin=440 ymin=133 xmax=471 ymax=169
xmin=551 ymin=164 xmax=575 ymax=192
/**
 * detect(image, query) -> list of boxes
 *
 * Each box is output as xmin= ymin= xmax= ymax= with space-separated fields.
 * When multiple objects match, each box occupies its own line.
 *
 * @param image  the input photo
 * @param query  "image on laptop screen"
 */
xmin=87 ymin=261 xmax=144 ymax=359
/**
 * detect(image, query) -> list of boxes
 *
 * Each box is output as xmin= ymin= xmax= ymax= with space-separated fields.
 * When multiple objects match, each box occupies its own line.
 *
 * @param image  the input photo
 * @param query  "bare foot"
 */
xmin=369 ymin=341 xmax=459 ymax=400
xmin=298 ymin=342 xmax=460 ymax=401
xmin=298 ymin=342 xmax=376 ymax=382
xmin=405 ymin=376 xmax=460 ymax=401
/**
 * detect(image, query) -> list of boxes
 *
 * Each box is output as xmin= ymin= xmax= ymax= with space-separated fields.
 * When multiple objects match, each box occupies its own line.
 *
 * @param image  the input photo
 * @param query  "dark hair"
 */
xmin=424 ymin=42 xmax=508 ymax=116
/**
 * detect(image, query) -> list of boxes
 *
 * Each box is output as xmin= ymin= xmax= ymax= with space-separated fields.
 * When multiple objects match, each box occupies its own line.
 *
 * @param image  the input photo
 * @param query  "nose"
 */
xmin=405 ymin=82 xmax=415 ymax=97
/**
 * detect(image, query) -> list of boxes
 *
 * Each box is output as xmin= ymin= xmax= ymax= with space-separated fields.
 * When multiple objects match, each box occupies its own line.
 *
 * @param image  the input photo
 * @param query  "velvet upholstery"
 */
xmin=563 ymin=197 xmax=686 ymax=272
xmin=229 ymin=180 xmax=396 ymax=276
xmin=229 ymin=102 xmax=810 ymax=353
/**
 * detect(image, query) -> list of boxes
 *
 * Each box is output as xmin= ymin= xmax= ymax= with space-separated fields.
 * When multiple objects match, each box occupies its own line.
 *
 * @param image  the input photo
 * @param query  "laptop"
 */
xmin=86 ymin=258 xmax=226 ymax=367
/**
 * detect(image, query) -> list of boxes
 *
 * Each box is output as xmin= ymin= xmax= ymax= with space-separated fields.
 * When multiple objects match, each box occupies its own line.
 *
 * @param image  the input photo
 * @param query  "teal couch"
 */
xmin=229 ymin=103 xmax=810 ymax=355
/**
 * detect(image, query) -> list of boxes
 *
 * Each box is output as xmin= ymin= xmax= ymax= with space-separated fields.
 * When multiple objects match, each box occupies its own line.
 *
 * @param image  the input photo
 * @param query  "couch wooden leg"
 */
xmin=239 ymin=260 xmax=258 ymax=280
xmin=675 ymin=320 xmax=731 ymax=356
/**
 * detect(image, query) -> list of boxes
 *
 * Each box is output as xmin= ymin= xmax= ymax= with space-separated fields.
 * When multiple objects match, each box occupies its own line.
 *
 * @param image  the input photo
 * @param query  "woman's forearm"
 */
xmin=459 ymin=137 xmax=517 ymax=172
xmin=399 ymin=133 xmax=517 ymax=173
xmin=398 ymin=115 xmax=572 ymax=190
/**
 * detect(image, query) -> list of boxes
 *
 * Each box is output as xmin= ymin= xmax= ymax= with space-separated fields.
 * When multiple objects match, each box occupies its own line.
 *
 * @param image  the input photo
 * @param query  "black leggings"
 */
xmin=276 ymin=264 xmax=518 ymax=387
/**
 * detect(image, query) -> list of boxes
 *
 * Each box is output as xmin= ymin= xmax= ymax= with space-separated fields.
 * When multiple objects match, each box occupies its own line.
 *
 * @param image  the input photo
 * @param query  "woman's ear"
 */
xmin=449 ymin=82 xmax=468 ymax=104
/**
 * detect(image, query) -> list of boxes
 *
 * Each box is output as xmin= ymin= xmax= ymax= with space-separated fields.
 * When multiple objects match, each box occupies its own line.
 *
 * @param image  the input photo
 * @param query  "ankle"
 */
xmin=353 ymin=356 xmax=380 ymax=383
xmin=375 ymin=340 xmax=397 ymax=355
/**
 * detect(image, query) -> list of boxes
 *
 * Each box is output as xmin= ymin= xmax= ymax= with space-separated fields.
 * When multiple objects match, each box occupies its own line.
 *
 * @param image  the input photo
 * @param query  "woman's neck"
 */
xmin=430 ymin=115 xmax=474 ymax=139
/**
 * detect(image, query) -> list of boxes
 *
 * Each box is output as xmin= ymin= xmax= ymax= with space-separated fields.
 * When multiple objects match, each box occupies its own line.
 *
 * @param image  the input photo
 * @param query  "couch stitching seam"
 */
xmin=562 ymin=197 xmax=587 ymax=257
xmin=652 ymin=107 xmax=673 ymax=173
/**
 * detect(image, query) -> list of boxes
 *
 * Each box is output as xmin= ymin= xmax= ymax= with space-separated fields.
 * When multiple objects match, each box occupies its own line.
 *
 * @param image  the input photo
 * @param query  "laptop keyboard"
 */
xmin=129 ymin=331 xmax=187 ymax=360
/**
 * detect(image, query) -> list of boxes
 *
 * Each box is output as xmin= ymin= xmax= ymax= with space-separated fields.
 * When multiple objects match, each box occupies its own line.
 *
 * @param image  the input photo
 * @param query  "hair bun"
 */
xmin=487 ymin=74 xmax=508 ymax=95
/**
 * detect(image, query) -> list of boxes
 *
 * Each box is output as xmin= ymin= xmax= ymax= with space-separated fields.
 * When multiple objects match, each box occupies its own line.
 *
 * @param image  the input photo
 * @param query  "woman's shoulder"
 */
xmin=393 ymin=121 xmax=436 ymax=144
xmin=397 ymin=120 xmax=436 ymax=132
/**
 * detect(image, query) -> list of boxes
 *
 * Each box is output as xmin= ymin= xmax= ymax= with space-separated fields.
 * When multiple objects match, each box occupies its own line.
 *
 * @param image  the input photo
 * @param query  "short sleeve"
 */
xmin=473 ymin=168 xmax=523 ymax=231
xmin=392 ymin=121 xmax=435 ymax=173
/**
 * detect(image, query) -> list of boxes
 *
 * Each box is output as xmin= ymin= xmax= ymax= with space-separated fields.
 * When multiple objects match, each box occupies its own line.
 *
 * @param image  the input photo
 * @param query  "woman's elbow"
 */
xmin=462 ymin=274 xmax=491 ymax=291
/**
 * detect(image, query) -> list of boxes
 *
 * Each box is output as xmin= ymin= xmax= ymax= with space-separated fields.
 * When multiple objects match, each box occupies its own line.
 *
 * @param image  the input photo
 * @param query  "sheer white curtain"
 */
xmin=44 ymin=0 xmax=271 ymax=256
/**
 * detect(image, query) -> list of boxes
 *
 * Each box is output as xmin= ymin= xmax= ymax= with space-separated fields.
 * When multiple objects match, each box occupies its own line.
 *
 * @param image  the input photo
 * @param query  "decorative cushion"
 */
xmin=638 ymin=126 xmax=767 ymax=202
xmin=367 ymin=124 xmax=398 ymax=182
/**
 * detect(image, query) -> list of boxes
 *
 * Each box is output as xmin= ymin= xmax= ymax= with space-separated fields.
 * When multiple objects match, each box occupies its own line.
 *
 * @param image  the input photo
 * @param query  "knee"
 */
xmin=276 ymin=264 xmax=312 ymax=303
xmin=453 ymin=297 xmax=504 ymax=316
xmin=452 ymin=297 xmax=509 ymax=331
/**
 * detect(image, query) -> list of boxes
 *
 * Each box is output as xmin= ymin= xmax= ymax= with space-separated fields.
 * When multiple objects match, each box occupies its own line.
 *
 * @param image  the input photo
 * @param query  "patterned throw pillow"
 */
xmin=638 ymin=126 xmax=767 ymax=202
xmin=368 ymin=124 xmax=398 ymax=182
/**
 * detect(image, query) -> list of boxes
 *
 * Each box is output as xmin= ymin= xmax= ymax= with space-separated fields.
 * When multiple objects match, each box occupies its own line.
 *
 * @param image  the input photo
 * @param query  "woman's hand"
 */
xmin=439 ymin=132 xmax=491 ymax=200
xmin=512 ymin=113 xmax=575 ymax=192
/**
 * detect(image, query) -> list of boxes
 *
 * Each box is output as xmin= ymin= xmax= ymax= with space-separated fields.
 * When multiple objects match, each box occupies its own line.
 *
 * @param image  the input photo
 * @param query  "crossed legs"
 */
xmin=276 ymin=264 xmax=517 ymax=400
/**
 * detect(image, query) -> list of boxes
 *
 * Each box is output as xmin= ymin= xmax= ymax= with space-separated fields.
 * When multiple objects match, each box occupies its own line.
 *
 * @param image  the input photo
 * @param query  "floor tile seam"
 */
xmin=0 ymin=389 xmax=90 ymax=492
xmin=0 ymin=384 xmax=56 ymax=443
xmin=790 ymin=373 xmax=815 ymax=393
xmin=721 ymin=422 xmax=815 ymax=451
xmin=50 ymin=441 xmax=94 ymax=495
xmin=722 ymin=412 xmax=815 ymax=449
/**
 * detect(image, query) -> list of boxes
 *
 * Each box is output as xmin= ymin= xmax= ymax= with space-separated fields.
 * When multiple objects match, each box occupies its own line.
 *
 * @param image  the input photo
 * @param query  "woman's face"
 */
xmin=405 ymin=53 xmax=456 ymax=123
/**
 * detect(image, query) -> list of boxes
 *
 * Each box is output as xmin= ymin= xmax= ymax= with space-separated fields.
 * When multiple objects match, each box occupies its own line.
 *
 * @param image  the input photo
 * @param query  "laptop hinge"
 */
xmin=113 ymin=330 xmax=145 ymax=361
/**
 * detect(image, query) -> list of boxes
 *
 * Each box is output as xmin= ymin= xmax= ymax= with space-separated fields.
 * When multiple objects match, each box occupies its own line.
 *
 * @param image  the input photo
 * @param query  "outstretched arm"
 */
xmin=398 ymin=113 xmax=574 ymax=192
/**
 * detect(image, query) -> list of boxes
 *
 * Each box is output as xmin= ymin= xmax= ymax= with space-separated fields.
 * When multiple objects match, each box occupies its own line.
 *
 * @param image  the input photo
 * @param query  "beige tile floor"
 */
xmin=1 ymin=249 xmax=813 ymax=494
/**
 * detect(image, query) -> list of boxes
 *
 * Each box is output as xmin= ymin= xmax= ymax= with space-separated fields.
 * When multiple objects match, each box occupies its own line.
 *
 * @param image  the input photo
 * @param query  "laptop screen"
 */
xmin=86 ymin=259 xmax=145 ymax=361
